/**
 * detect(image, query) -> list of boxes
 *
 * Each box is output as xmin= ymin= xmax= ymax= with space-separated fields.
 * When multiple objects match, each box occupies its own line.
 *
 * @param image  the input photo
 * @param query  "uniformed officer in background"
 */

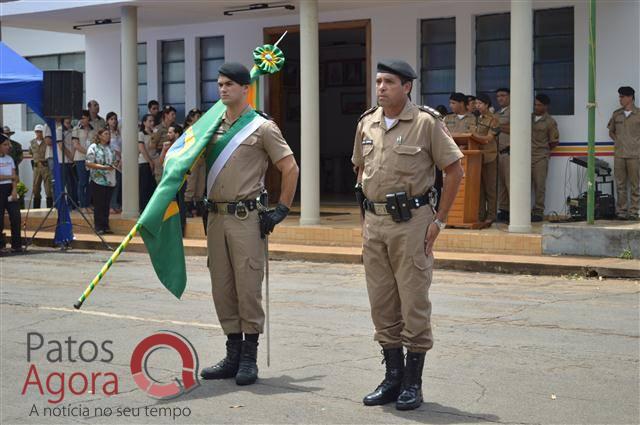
xmin=470 ymin=94 xmax=498 ymax=226
xmin=353 ymin=59 xmax=464 ymax=410
xmin=29 ymin=124 xmax=52 ymax=208
xmin=608 ymin=86 xmax=639 ymax=220
xmin=531 ymin=94 xmax=559 ymax=222
xmin=200 ymin=63 xmax=299 ymax=386
xmin=495 ymin=88 xmax=511 ymax=223
xmin=444 ymin=92 xmax=475 ymax=134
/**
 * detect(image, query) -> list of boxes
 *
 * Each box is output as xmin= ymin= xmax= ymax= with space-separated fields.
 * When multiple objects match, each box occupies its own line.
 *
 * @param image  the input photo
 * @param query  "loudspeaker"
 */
xmin=42 ymin=70 xmax=83 ymax=119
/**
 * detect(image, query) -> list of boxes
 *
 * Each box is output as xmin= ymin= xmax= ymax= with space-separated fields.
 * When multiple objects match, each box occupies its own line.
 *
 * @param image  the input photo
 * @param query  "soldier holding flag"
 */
xmin=199 ymin=62 xmax=299 ymax=386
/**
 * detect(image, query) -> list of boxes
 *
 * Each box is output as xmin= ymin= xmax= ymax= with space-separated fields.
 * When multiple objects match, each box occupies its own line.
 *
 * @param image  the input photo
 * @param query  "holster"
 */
xmin=355 ymin=184 xmax=365 ymax=219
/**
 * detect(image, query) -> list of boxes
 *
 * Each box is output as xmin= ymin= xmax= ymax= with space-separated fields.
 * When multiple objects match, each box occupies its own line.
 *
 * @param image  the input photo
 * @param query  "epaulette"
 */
xmin=418 ymin=105 xmax=443 ymax=120
xmin=358 ymin=106 xmax=379 ymax=122
xmin=256 ymin=110 xmax=273 ymax=121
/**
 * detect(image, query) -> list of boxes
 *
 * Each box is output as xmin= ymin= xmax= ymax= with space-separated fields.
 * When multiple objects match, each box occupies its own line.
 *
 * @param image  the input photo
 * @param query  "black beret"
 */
xmin=535 ymin=94 xmax=551 ymax=105
xmin=377 ymin=59 xmax=417 ymax=80
xmin=218 ymin=62 xmax=251 ymax=85
xmin=618 ymin=86 xmax=635 ymax=96
xmin=449 ymin=92 xmax=467 ymax=103
xmin=0 ymin=133 xmax=6 ymax=143
xmin=476 ymin=93 xmax=492 ymax=106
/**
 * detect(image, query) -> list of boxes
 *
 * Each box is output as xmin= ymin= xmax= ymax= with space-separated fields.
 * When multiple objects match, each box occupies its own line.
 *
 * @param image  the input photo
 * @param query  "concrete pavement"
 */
xmin=1 ymin=249 xmax=638 ymax=424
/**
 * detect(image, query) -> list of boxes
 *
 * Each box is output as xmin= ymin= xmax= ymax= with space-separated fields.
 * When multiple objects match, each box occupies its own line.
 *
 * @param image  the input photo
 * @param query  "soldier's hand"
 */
xmin=259 ymin=203 xmax=290 ymax=238
xmin=424 ymin=222 xmax=440 ymax=257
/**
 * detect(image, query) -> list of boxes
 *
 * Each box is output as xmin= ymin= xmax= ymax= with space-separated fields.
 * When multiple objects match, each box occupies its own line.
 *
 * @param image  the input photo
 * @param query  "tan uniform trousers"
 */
xmin=33 ymin=162 xmax=52 ymax=198
xmin=206 ymin=209 xmax=266 ymax=334
xmin=480 ymin=158 xmax=498 ymax=221
xmin=185 ymin=158 xmax=206 ymax=203
xmin=614 ymin=157 xmax=640 ymax=216
xmin=362 ymin=205 xmax=434 ymax=353
xmin=531 ymin=156 xmax=549 ymax=216
xmin=498 ymin=152 xmax=510 ymax=211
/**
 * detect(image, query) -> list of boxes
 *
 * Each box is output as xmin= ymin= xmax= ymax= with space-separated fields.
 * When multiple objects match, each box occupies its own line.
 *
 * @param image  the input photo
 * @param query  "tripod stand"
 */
xmin=28 ymin=124 xmax=112 ymax=251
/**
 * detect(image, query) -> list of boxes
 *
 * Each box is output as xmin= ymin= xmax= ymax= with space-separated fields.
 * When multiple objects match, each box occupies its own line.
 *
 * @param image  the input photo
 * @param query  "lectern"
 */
xmin=447 ymin=133 xmax=486 ymax=229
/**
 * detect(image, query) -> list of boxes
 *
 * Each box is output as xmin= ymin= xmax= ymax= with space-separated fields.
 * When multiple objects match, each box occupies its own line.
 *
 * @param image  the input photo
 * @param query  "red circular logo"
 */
xmin=130 ymin=331 xmax=199 ymax=399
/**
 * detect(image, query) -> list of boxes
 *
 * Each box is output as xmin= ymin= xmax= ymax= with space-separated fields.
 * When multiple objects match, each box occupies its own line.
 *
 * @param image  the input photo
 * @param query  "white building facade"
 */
xmin=2 ymin=0 xmax=639 ymax=229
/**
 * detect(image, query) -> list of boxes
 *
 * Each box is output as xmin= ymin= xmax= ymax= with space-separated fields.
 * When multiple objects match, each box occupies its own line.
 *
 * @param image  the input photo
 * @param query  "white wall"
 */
xmin=3 ymin=0 xmax=639 ymax=214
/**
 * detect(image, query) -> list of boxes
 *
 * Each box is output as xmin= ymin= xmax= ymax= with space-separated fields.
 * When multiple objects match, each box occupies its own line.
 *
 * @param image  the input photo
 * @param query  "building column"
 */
xmin=121 ymin=6 xmax=139 ymax=219
xmin=299 ymin=0 xmax=320 ymax=225
xmin=509 ymin=0 xmax=532 ymax=233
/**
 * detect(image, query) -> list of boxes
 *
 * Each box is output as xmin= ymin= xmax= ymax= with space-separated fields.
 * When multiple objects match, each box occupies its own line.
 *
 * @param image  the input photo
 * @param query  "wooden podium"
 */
xmin=447 ymin=134 xmax=486 ymax=229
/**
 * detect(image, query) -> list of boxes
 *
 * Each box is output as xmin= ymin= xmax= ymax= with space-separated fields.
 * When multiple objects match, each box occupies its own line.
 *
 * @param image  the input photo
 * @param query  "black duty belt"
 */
xmin=206 ymin=199 xmax=257 ymax=220
xmin=499 ymin=147 xmax=510 ymax=155
xmin=363 ymin=192 xmax=432 ymax=216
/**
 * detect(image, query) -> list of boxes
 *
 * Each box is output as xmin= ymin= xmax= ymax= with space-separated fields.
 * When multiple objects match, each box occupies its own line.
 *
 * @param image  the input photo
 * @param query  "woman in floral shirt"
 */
xmin=86 ymin=128 xmax=117 ymax=234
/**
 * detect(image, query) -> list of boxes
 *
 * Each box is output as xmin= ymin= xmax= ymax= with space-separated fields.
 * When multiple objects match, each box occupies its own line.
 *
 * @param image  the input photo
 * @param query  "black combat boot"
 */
xmin=235 ymin=340 xmax=259 ymax=385
xmin=363 ymin=348 xmax=404 ymax=406
xmin=200 ymin=339 xmax=242 ymax=380
xmin=396 ymin=351 xmax=425 ymax=410
xmin=33 ymin=196 xmax=41 ymax=209
xmin=46 ymin=197 xmax=53 ymax=208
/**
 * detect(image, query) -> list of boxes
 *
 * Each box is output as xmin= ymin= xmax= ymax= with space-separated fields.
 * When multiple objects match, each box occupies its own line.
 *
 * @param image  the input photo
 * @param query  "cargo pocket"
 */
xmin=392 ymin=145 xmax=423 ymax=175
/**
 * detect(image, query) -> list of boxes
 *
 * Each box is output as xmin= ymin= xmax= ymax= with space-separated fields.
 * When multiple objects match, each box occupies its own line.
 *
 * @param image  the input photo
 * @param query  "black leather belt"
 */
xmin=499 ymin=147 xmax=510 ymax=155
xmin=363 ymin=192 xmax=432 ymax=216
xmin=206 ymin=199 xmax=257 ymax=220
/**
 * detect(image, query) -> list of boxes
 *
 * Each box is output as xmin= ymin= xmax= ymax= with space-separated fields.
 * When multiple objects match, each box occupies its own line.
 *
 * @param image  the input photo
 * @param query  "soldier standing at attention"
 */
xmin=200 ymin=63 xmax=299 ymax=386
xmin=353 ymin=59 xmax=464 ymax=410
xmin=29 ymin=124 xmax=52 ymax=209
xmin=530 ymin=94 xmax=559 ymax=222
xmin=608 ymin=86 xmax=639 ymax=220
xmin=444 ymin=92 xmax=475 ymax=134
xmin=470 ymin=94 xmax=499 ymax=226
xmin=494 ymin=88 xmax=511 ymax=223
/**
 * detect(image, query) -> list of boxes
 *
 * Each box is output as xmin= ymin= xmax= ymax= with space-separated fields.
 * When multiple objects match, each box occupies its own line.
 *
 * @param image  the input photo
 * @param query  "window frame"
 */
xmin=420 ymin=17 xmax=456 ymax=108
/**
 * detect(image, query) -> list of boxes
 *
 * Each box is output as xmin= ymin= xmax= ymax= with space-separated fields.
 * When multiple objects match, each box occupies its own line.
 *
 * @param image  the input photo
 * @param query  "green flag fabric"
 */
xmin=136 ymin=43 xmax=285 ymax=299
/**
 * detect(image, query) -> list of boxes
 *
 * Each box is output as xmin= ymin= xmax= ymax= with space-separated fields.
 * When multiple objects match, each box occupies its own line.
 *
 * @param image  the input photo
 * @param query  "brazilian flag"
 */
xmin=137 ymin=44 xmax=284 ymax=298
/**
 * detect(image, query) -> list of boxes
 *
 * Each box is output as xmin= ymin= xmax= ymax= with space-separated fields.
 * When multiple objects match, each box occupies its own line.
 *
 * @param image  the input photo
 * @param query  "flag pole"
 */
xmin=73 ymin=223 xmax=141 ymax=309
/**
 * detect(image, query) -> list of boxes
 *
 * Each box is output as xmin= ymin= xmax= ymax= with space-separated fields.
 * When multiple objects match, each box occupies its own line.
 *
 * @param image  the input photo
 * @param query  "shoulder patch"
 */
xmin=255 ymin=110 xmax=273 ymax=121
xmin=358 ymin=106 xmax=379 ymax=122
xmin=418 ymin=105 xmax=442 ymax=120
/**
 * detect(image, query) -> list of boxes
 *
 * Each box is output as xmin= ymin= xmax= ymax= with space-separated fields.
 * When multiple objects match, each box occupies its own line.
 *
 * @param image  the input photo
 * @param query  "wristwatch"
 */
xmin=433 ymin=218 xmax=446 ymax=231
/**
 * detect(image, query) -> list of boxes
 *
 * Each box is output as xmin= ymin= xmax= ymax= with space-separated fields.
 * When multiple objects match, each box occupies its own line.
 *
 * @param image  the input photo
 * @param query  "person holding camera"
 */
xmin=85 ymin=128 xmax=117 ymax=235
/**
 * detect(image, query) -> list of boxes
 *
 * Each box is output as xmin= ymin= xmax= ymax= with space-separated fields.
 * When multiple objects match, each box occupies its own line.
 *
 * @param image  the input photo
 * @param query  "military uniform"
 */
xmin=531 ymin=113 xmax=559 ymax=217
xmin=496 ymin=106 xmax=510 ymax=212
xmin=470 ymin=113 xmax=499 ymax=222
xmin=29 ymin=138 xmax=52 ymax=208
xmin=353 ymin=100 xmax=462 ymax=352
xmin=608 ymin=105 xmax=640 ymax=218
xmin=206 ymin=105 xmax=292 ymax=335
xmin=185 ymin=157 xmax=206 ymax=212
xmin=444 ymin=113 xmax=475 ymax=134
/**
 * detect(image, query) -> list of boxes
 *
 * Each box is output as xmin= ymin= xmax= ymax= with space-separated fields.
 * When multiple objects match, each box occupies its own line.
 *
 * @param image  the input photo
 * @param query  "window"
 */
xmin=161 ymin=40 xmax=185 ymax=121
xmin=475 ymin=13 xmax=510 ymax=107
xmin=475 ymin=8 xmax=575 ymax=115
xmin=26 ymin=52 xmax=85 ymax=130
xmin=534 ymin=7 xmax=574 ymax=115
xmin=200 ymin=36 xmax=225 ymax=111
xmin=137 ymin=43 xmax=147 ymax=120
xmin=420 ymin=18 xmax=455 ymax=108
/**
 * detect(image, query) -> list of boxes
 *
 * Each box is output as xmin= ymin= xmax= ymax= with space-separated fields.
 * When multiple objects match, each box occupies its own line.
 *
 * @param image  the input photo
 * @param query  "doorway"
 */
xmin=264 ymin=20 xmax=371 ymax=204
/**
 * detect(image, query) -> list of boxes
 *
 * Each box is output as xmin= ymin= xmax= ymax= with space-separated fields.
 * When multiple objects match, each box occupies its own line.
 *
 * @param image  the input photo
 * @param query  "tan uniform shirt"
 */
xmin=470 ymin=113 xmax=498 ymax=163
xmin=352 ymin=101 xmax=463 ymax=202
xmin=71 ymin=125 xmax=95 ymax=161
xmin=444 ymin=113 xmax=475 ymax=134
xmin=608 ymin=106 xmax=640 ymax=158
xmin=496 ymin=106 xmax=510 ymax=152
xmin=29 ymin=138 xmax=47 ymax=163
xmin=90 ymin=116 xmax=106 ymax=131
xmin=150 ymin=122 xmax=169 ymax=156
xmin=531 ymin=113 xmax=560 ymax=162
xmin=207 ymin=107 xmax=293 ymax=202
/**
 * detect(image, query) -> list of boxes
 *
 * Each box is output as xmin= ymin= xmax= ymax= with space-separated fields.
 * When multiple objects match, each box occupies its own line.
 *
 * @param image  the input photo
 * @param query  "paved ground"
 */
xmin=1 ymin=248 xmax=638 ymax=424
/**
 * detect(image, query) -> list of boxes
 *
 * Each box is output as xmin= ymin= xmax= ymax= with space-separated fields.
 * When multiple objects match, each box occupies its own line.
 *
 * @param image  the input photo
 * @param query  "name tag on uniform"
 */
xmin=362 ymin=139 xmax=373 ymax=145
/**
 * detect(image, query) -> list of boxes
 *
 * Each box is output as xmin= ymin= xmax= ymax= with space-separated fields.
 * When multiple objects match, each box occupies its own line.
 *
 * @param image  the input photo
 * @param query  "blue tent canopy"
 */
xmin=0 ymin=41 xmax=44 ymax=116
xmin=0 ymin=41 xmax=73 ymax=246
